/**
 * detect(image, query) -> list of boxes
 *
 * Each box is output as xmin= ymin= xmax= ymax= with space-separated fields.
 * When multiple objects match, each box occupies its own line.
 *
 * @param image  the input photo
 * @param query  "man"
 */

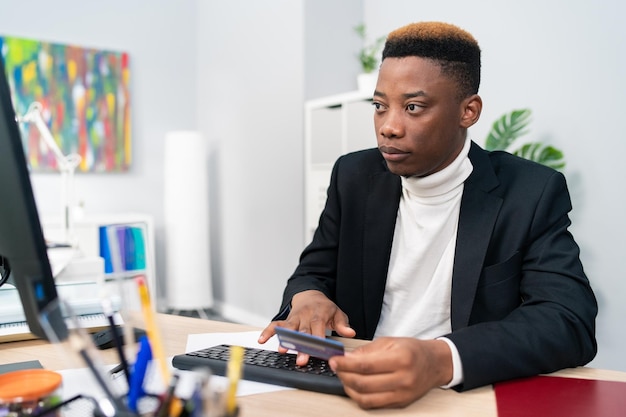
xmin=259 ymin=21 xmax=597 ymax=409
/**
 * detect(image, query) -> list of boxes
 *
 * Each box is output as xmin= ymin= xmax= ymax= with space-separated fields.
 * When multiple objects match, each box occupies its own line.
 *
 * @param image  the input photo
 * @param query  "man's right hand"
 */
xmin=258 ymin=290 xmax=356 ymax=365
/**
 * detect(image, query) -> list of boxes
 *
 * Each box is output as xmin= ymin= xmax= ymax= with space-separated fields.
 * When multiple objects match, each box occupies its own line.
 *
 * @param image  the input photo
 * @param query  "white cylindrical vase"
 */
xmin=163 ymin=131 xmax=213 ymax=310
xmin=357 ymin=71 xmax=379 ymax=94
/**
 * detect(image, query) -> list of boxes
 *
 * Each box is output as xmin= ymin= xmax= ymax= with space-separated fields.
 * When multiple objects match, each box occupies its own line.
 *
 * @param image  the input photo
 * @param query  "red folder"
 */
xmin=495 ymin=375 xmax=626 ymax=417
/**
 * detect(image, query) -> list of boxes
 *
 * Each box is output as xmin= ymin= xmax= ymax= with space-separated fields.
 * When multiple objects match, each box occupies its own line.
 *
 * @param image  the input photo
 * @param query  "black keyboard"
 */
xmin=171 ymin=344 xmax=345 ymax=396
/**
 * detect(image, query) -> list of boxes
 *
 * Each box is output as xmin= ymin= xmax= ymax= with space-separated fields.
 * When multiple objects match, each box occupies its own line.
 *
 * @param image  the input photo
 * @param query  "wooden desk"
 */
xmin=1 ymin=314 xmax=625 ymax=417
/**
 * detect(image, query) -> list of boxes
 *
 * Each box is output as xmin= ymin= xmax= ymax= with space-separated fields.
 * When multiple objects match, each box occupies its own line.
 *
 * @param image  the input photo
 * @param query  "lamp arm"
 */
xmin=17 ymin=102 xmax=81 ymax=173
xmin=17 ymin=102 xmax=82 ymax=247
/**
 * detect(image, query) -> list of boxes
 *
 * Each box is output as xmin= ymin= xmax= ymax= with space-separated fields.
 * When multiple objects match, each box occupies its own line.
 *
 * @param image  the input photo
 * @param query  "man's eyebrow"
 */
xmin=372 ymin=90 xmax=428 ymax=99
xmin=403 ymin=90 xmax=427 ymax=99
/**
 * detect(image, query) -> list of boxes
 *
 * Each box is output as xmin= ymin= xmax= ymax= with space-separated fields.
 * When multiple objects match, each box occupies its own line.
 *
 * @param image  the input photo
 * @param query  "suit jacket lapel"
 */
xmin=451 ymin=143 xmax=502 ymax=330
xmin=362 ymin=166 xmax=401 ymax=338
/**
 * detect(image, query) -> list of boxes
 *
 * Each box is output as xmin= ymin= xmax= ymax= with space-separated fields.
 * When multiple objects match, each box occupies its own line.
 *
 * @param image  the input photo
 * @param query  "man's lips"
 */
xmin=379 ymin=146 xmax=410 ymax=161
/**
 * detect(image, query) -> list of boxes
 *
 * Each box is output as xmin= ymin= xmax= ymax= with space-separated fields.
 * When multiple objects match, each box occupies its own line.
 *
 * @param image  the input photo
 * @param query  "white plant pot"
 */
xmin=357 ymin=71 xmax=379 ymax=94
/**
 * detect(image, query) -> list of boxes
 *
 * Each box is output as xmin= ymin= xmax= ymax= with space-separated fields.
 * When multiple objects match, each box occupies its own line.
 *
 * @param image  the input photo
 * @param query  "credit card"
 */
xmin=275 ymin=326 xmax=344 ymax=360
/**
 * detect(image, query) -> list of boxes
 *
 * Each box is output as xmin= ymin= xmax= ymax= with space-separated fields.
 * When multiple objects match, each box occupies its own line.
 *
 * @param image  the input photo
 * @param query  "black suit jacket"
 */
xmin=275 ymin=141 xmax=597 ymax=390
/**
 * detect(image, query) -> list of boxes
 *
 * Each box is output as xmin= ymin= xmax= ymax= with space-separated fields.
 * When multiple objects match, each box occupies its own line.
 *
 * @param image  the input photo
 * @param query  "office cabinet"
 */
xmin=304 ymin=90 xmax=375 ymax=243
xmin=42 ymin=213 xmax=156 ymax=310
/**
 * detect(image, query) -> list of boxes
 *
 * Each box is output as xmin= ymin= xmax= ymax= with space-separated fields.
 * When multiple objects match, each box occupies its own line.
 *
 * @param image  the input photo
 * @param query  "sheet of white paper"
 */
xmin=58 ymin=363 xmax=186 ymax=416
xmin=185 ymin=330 xmax=279 ymax=353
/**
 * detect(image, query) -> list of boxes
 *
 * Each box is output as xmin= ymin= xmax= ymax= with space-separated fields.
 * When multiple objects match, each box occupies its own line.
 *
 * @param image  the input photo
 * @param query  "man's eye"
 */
xmin=372 ymin=102 xmax=387 ymax=112
xmin=406 ymin=103 xmax=426 ymax=113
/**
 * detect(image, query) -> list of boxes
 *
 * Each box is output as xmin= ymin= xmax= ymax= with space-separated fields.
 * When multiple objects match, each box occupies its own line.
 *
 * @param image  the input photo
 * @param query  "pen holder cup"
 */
xmin=111 ymin=394 xmax=239 ymax=417
xmin=140 ymin=370 xmax=240 ymax=417
xmin=0 ymin=369 xmax=63 ymax=417
xmin=202 ymin=390 xmax=240 ymax=417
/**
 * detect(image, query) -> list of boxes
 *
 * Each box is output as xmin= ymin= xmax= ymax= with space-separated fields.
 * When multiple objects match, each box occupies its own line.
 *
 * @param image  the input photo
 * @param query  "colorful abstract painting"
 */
xmin=0 ymin=35 xmax=131 ymax=172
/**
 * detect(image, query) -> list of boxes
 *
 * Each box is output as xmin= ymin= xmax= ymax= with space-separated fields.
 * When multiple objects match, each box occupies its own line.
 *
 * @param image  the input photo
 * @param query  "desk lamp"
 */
xmin=16 ymin=102 xmax=81 ymax=247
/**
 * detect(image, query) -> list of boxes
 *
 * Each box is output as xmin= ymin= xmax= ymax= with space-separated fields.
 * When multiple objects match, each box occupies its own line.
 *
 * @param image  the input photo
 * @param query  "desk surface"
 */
xmin=1 ymin=313 xmax=625 ymax=417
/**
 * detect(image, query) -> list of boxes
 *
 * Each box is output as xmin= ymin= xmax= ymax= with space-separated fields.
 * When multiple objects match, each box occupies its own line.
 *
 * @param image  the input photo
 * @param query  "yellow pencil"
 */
xmin=225 ymin=345 xmax=244 ymax=416
xmin=136 ymin=275 xmax=170 ymax=385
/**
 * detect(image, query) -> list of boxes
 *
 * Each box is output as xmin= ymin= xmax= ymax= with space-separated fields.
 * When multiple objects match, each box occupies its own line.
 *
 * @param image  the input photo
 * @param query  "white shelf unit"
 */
xmin=304 ymin=90 xmax=376 ymax=243
xmin=41 ymin=213 xmax=156 ymax=311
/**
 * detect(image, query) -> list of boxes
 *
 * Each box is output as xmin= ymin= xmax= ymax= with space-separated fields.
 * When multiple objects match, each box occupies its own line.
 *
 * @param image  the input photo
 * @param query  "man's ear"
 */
xmin=460 ymin=94 xmax=482 ymax=128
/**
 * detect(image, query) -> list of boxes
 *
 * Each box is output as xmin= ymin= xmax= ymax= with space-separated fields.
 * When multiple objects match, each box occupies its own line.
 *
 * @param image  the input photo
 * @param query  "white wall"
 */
xmin=194 ymin=0 xmax=366 ymax=323
xmin=304 ymin=0 xmax=363 ymax=99
xmin=195 ymin=1 xmax=306 ymax=324
xmin=362 ymin=0 xmax=626 ymax=372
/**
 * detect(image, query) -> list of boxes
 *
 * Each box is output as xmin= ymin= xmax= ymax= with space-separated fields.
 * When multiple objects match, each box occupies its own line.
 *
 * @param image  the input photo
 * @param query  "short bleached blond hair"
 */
xmin=382 ymin=21 xmax=481 ymax=98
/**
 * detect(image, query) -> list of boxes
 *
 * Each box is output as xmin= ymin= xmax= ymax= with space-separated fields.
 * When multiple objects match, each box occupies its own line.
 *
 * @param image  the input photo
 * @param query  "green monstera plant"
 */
xmin=484 ymin=108 xmax=565 ymax=171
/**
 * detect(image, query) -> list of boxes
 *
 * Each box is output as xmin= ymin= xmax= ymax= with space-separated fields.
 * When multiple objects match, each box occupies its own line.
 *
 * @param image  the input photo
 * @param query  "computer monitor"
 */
xmin=0 ymin=56 xmax=67 ymax=340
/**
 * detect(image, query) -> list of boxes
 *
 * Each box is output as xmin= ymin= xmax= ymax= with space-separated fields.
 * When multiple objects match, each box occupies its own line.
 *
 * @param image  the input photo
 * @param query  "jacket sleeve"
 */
xmin=272 ymin=156 xmax=345 ymax=321
xmin=447 ymin=170 xmax=597 ymax=390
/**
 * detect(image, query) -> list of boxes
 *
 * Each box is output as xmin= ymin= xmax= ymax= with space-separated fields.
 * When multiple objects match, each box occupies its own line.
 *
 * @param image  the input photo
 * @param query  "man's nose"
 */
xmin=379 ymin=111 xmax=404 ymax=138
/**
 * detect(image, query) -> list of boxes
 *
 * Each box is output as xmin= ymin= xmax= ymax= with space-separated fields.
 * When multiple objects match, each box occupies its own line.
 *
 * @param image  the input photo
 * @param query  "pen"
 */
xmin=188 ymin=385 xmax=202 ymax=417
xmin=128 ymin=335 xmax=152 ymax=413
xmin=67 ymin=331 xmax=129 ymax=414
xmin=101 ymin=297 xmax=131 ymax=386
xmin=31 ymin=394 xmax=83 ymax=417
xmin=106 ymin=225 xmax=139 ymax=368
xmin=192 ymin=368 xmax=212 ymax=417
xmin=136 ymin=275 xmax=170 ymax=385
xmin=155 ymin=373 xmax=179 ymax=417
xmin=225 ymin=345 xmax=244 ymax=416
xmin=109 ymin=362 xmax=125 ymax=376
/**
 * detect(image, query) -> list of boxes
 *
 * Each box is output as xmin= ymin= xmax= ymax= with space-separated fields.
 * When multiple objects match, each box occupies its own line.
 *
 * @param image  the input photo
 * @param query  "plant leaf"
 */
xmin=485 ymin=108 xmax=532 ymax=151
xmin=354 ymin=23 xmax=366 ymax=39
xmin=513 ymin=142 xmax=566 ymax=170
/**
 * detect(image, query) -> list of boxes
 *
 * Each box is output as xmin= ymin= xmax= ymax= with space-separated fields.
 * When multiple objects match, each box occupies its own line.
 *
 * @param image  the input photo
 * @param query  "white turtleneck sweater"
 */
xmin=374 ymin=136 xmax=473 ymax=387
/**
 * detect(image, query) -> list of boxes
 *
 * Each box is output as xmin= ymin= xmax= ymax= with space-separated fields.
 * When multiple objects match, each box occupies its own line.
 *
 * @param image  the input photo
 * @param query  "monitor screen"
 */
xmin=0 ymin=56 xmax=67 ymax=340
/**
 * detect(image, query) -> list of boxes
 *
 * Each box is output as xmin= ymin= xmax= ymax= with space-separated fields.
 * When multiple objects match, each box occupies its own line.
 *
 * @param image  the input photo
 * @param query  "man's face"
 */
xmin=373 ymin=56 xmax=476 ymax=178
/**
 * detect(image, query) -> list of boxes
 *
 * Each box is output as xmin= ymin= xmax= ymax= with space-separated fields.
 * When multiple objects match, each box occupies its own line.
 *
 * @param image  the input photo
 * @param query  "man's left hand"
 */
xmin=328 ymin=337 xmax=453 ymax=409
